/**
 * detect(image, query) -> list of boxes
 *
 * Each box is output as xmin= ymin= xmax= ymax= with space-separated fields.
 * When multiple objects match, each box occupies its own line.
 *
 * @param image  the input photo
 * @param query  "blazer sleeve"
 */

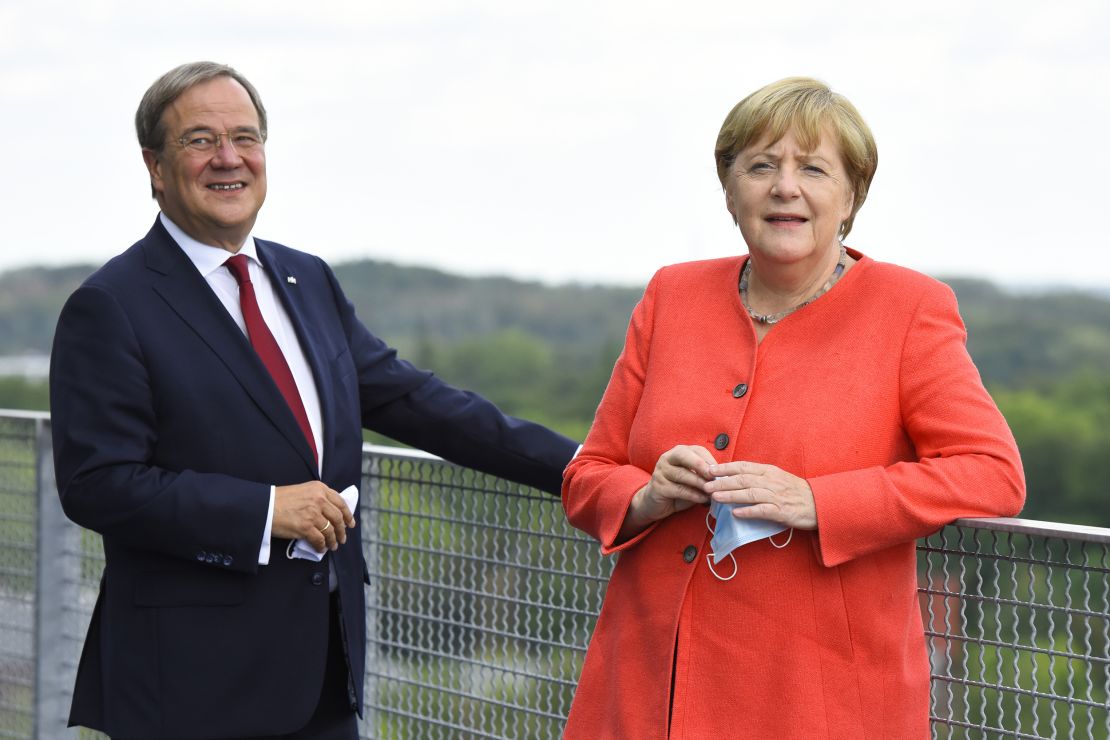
xmin=50 ymin=283 xmax=270 ymax=573
xmin=320 ymin=260 xmax=579 ymax=495
xmin=809 ymin=280 xmax=1026 ymax=567
xmin=562 ymin=274 xmax=658 ymax=553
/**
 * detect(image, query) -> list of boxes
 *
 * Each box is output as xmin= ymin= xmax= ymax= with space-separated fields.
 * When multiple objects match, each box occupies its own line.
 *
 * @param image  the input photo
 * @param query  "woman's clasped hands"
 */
xmin=621 ymin=445 xmax=818 ymax=541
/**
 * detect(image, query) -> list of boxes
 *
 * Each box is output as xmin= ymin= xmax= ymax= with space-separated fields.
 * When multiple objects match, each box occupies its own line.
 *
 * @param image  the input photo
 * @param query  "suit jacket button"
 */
xmin=311 ymin=572 xmax=325 ymax=586
xmin=206 ymin=553 xmax=218 ymax=564
xmin=714 ymin=433 xmax=730 ymax=450
xmin=682 ymin=545 xmax=697 ymax=563
xmin=196 ymin=551 xmax=207 ymax=562
xmin=732 ymin=383 xmax=748 ymax=398
xmin=223 ymin=555 xmax=234 ymax=567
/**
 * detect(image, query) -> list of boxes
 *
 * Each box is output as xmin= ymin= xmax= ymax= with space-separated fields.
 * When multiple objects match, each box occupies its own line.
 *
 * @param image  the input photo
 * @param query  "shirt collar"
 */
xmin=159 ymin=212 xmax=261 ymax=279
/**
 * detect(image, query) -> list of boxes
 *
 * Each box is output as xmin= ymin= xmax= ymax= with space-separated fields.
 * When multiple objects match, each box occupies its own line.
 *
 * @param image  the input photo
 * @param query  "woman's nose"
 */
xmin=771 ymin=167 xmax=801 ymax=198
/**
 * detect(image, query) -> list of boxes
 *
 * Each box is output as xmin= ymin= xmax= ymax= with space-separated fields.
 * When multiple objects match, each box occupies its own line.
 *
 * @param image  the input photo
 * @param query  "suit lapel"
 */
xmin=141 ymin=219 xmax=317 ymax=476
xmin=259 ymin=242 xmax=336 ymax=477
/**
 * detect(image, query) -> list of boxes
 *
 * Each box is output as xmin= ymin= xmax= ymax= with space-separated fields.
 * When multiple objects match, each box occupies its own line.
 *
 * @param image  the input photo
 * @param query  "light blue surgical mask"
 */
xmin=705 ymin=500 xmax=793 ymax=581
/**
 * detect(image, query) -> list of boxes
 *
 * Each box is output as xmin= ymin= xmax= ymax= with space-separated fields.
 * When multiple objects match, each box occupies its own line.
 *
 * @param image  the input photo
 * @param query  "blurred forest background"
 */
xmin=1 ymin=261 xmax=1107 ymax=526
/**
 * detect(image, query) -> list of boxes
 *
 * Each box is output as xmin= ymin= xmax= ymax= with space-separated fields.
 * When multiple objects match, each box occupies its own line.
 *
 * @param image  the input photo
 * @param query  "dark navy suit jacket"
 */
xmin=49 ymin=217 xmax=577 ymax=738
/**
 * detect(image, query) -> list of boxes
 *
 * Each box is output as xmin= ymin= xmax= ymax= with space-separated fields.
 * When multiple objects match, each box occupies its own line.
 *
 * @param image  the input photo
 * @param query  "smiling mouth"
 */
xmin=208 ymin=183 xmax=244 ymax=191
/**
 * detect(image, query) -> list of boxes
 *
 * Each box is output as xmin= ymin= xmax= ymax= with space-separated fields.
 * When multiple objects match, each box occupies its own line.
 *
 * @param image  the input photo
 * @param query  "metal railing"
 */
xmin=0 ymin=411 xmax=1107 ymax=739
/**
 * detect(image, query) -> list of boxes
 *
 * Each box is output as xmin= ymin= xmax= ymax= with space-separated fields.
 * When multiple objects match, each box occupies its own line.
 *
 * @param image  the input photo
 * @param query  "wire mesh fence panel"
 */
xmin=69 ymin=532 xmax=105 ymax=740
xmin=920 ymin=522 xmax=1110 ymax=740
xmin=0 ymin=414 xmax=38 ymax=739
xmin=359 ymin=449 xmax=612 ymax=740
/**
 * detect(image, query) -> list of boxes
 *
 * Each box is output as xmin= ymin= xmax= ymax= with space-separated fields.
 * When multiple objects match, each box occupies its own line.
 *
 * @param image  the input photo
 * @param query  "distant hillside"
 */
xmin=0 ymin=265 xmax=99 ymax=355
xmin=945 ymin=278 xmax=1110 ymax=388
xmin=333 ymin=261 xmax=641 ymax=358
xmin=2 ymin=261 xmax=1108 ymax=391
xmin=0 ymin=260 xmax=640 ymax=358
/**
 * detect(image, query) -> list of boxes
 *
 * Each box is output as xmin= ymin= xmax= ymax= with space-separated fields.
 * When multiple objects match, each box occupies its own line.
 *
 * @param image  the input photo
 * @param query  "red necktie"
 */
xmin=224 ymin=255 xmax=318 ymax=465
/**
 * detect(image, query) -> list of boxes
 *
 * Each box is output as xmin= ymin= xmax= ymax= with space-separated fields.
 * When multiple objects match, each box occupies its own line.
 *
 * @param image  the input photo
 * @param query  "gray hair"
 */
xmin=135 ymin=61 xmax=268 ymax=153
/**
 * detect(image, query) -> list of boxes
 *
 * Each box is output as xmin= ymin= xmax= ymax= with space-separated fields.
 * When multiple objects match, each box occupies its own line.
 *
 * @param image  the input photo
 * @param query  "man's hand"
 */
xmin=273 ymin=482 xmax=356 ymax=553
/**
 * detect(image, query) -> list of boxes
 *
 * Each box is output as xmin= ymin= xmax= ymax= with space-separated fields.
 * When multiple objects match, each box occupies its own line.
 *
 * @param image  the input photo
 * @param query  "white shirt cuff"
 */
xmin=259 ymin=485 xmax=276 ymax=565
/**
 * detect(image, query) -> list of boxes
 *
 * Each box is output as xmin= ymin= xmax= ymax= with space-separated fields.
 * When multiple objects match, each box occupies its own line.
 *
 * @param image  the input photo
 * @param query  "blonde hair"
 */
xmin=714 ymin=77 xmax=877 ymax=237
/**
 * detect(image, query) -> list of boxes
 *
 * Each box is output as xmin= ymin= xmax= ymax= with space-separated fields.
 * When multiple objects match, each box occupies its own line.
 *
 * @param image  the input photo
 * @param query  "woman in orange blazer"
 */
xmin=562 ymin=77 xmax=1025 ymax=739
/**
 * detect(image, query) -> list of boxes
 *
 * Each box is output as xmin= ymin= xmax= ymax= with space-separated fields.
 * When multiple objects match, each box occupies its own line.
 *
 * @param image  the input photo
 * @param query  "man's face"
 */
xmin=142 ymin=76 xmax=267 ymax=250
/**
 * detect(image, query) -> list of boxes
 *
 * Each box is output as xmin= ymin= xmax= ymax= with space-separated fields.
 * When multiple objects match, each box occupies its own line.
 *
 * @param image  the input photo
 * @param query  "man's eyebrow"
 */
xmin=178 ymin=125 xmax=261 ymax=135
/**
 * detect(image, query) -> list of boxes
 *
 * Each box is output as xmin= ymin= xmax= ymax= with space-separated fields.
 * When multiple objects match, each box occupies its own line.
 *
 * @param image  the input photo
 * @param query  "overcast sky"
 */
xmin=3 ymin=0 xmax=1108 ymax=290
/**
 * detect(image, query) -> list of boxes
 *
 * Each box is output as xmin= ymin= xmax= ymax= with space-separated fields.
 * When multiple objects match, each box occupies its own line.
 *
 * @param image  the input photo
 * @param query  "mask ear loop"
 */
xmin=706 ymin=552 xmax=738 ymax=581
xmin=705 ymin=508 xmax=739 ymax=581
xmin=769 ymin=529 xmax=794 ymax=549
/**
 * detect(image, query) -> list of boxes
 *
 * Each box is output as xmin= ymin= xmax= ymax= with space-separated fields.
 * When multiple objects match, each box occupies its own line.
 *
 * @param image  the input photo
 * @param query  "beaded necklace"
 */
xmin=739 ymin=244 xmax=848 ymax=325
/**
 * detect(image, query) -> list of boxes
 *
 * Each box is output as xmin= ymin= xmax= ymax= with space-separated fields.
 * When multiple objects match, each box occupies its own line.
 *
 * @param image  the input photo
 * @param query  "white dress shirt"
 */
xmin=160 ymin=213 xmax=324 ymax=565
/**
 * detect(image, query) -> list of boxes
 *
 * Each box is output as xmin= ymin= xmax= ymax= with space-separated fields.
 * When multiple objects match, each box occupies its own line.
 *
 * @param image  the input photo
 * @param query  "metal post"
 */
xmin=360 ymin=447 xmax=382 ymax=739
xmin=33 ymin=418 xmax=80 ymax=738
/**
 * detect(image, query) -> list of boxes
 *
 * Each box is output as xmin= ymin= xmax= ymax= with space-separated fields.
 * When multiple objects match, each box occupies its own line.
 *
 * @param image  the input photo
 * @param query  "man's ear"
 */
xmin=142 ymin=148 xmax=164 ymax=198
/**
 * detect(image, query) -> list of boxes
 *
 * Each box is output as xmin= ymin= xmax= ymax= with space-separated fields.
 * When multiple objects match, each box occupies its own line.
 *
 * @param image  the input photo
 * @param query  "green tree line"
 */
xmin=1 ymin=262 xmax=1107 ymax=525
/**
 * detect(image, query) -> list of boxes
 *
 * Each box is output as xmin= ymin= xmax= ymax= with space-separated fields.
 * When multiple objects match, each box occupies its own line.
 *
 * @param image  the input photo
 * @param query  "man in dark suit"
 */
xmin=49 ymin=61 xmax=577 ymax=739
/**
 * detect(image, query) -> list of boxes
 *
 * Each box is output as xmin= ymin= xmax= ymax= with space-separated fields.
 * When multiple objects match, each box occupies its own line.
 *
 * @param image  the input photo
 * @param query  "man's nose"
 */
xmin=210 ymin=135 xmax=246 ymax=166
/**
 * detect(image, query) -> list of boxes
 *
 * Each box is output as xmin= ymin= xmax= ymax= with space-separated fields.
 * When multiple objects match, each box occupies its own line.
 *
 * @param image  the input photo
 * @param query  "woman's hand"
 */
xmin=705 ymin=461 xmax=818 ymax=530
xmin=619 ymin=445 xmax=715 ymax=541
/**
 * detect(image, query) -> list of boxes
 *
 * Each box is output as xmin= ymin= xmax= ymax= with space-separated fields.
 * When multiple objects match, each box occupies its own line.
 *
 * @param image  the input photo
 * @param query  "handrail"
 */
xmin=363 ymin=443 xmax=1110 ymax=545
xmin=0 ymin=408 xmax=49 ymax=421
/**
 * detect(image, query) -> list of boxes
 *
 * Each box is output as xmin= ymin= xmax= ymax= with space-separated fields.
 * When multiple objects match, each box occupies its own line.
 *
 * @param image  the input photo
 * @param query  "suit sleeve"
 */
xmin=319 ymin=261 xmax=579 ymax=495
xmin=809 ymin=281 xmax=1026 ymax=567
xmin=50 ymin=284 xmax=269 ymax=573
xmin=561 ymin=275 xmax=658 ymax=554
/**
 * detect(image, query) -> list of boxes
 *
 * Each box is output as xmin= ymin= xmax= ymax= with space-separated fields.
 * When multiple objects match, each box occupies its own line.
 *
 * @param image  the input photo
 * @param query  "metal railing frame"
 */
xmin=0 ymin=411 xmax=1106 ymax=738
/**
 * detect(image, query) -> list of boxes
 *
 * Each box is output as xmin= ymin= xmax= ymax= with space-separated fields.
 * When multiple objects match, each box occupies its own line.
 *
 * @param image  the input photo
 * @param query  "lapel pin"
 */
xmin=286 ymin=276 xmax=297 ymax=285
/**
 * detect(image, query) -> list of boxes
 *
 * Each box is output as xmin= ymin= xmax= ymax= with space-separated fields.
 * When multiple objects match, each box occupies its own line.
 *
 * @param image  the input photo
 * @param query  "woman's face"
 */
xmin=725 ymin=127 xmax=854 ymax=267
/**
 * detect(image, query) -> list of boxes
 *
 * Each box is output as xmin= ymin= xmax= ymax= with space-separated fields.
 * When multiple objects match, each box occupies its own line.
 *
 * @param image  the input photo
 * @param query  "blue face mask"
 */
xmin=705 ymin=500 xmax=793 ymax=581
